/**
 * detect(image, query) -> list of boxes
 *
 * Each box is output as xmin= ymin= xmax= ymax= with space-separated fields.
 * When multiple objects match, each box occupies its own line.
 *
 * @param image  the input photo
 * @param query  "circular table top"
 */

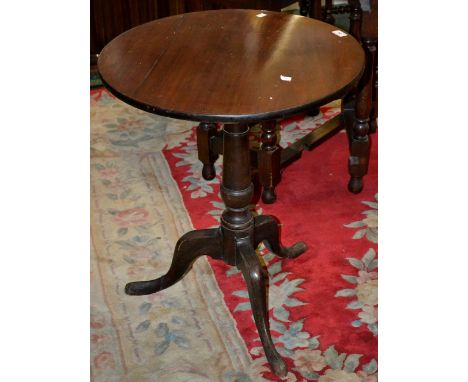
xmin=98 ymin=9 xmax=365 ymax=124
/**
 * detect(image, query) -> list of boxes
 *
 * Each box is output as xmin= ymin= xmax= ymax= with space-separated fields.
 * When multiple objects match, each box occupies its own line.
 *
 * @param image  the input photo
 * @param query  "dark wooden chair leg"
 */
xmin=347 ymin=39 xmax=376 ymax=194
xmin=237 ymin=238 xmax=288 ymax=378
xmin=349 ymin=0 xmax=363 ymax=40
xmin=299 ymin=0 xmax=310 ymax=16
xmin=254 ymin=215 xmax=307 ymax=259
xmin=347 ymin=126 xmax=369 ymax=194
xmin=221 ymin=123 xmax=305 ymax=377
xmin=258 ymin=120 xmax=281 ymax=204
xmin=197 ymin=122 xmax=218 ymax=180
xmin=125 ymin=228 xmax=222 ymax=295
xmin=309 ymin=0 xmax=322 ymax=19
xmin=370 ymin=47 xmax=378 ymax=133
xmin=307 ymin=106 xmax=320 ymax=117
xmin=324 ymin=0 xmax=335 ymax=24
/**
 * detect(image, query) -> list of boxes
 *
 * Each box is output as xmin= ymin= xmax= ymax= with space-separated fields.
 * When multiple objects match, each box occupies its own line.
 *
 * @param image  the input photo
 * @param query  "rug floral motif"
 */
xmin=91 ymin=88 xmax=378 ymax=381
xmin=91 ymin=88 xmax=258 ymax=382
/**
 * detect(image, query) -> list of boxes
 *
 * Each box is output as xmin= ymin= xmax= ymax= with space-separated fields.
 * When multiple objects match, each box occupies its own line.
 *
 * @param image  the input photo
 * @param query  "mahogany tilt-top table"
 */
xmin=98 ymin=9 xmax=364 ymax=377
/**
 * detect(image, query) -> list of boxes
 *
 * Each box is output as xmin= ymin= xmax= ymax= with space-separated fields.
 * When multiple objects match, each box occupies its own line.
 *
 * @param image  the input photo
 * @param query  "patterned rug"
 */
xmin=91 ymin=88 xmax=378 ymax=382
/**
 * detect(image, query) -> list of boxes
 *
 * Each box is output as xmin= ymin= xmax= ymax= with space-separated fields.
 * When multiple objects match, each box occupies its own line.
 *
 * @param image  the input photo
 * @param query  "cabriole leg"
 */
xmin=237 ymin=238 xmax=288 ymax=378
xmin=125 ymin=228 xmax=222 ymax=295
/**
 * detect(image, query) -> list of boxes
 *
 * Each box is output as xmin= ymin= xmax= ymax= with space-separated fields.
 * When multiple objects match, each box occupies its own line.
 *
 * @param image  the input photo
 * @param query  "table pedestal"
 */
xmin=125 ymin=123 xmax=307 ymax=377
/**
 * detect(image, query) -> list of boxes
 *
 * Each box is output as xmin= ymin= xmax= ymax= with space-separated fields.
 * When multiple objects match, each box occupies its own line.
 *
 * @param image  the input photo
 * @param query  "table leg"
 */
xmin=237 ymin=237 xmax=288 ymax=377
xmin=221 ymin=123 xmax=306 ymax=377
xmin=370 ymin=45 xmax=378 ymax=133
xmin=310 ymin=0 xmax=322 ymax=19
xmin=349 ymin=0 xmax=363 ymax=41
xmin=125 ymin=229 xmax=223 ymax=295
xmin=125 ymin=122 xmax=307 ymax=377
xmin=299 ymin=0 xmax=310 ymax=17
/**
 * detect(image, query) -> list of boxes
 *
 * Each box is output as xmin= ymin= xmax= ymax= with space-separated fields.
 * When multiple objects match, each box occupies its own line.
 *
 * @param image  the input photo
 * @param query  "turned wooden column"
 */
xmin=370 ymin=46 xmax=378 ymax=132
xmin=220 ymin=123 xmax=254 ymax=266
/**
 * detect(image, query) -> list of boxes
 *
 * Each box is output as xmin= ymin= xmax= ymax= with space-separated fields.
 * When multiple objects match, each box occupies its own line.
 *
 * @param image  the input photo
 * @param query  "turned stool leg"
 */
xmin=347 ymin=39 xmax=376 ymax=193
xmin=299 ymin=0 xmax=310 ymax=16
xmin=349 ymin=0 xmax=363 ymax=41
xmin=221 ymin=123 xmax=306 ymax=377
xmin=258 ymin=120 xmax=281 ymax=204
xmin=324 ymin=0 xmax=335 ymax=24
xmin=197 ymin=122 xmax=218 ymax=180
xmin=370 ymin=47 xmax=378 ymax=133
xmin=221 ymin=124 xmax=286 ymax=373
xmin=307 ymin=106 xmax=320 ymax=117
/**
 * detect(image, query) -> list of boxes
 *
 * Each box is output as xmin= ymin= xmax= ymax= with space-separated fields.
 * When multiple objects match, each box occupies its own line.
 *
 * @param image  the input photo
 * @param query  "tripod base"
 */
xmin=125 ymin=215 xmax=307 ymax=377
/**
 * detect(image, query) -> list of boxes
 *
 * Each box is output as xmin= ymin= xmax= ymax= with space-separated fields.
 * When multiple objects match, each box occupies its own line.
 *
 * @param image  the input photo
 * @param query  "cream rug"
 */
xmin=91 ymin=90 xmax=261 ymax=381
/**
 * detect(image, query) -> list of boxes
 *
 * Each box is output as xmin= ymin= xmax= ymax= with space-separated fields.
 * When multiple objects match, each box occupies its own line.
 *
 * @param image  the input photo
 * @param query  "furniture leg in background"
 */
xmin=346 ymin=38 xmax=376 ymax=193
xmin=300 ymin=0 xmax=323 ymax=18
xmin=348 ymin=0 xmax=362 ymax=39
xmin=258 ymin=120 xmax=281 ymax=204
xmin=370 ymin=44 xmax=378 ymax=133
xmin=299 ymin=0 xmax=310 ymax=16
xmin=197 ymin=122 xmax=219 ymax=180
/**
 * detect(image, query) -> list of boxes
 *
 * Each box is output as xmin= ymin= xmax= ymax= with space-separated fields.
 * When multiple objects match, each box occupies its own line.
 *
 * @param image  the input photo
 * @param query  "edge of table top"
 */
xmin=98 ymin=9 xmax=364 ymax=124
